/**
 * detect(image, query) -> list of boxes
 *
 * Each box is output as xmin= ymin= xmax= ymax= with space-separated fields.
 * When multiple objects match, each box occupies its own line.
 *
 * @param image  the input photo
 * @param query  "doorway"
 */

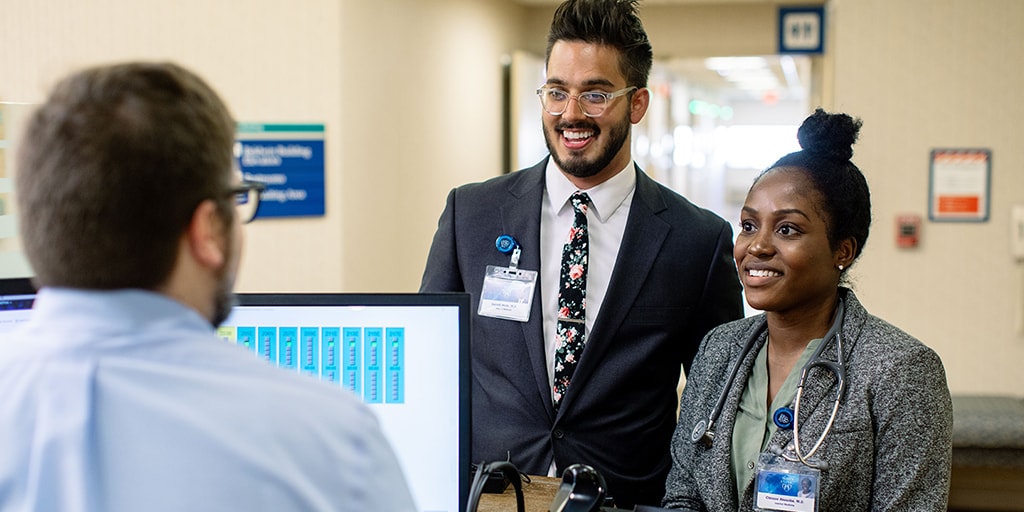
xmin=633 ymin=55 xmax=813 ymax=229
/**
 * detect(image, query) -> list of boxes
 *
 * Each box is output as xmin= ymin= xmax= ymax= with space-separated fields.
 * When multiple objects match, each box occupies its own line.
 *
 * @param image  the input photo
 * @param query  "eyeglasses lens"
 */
xmin=235 ymin=188 xmax=259 ymax=223
xmin=539 ymin=92 xmax=607 ymax=117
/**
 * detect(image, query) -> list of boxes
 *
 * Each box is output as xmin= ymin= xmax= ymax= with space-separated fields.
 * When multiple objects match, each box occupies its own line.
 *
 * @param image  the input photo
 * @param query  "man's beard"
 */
xmin=544 ymin=111 xmax=631 ymax=178
xmin=210 ymin=272 xmax=237 ymax=328
xmin=209 ymin=226 xmax=238 ymax=328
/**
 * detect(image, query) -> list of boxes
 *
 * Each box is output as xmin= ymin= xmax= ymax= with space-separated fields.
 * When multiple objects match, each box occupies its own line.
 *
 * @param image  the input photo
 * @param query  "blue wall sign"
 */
xmin=235 ymin=123 xmax=325 ymax=218
xmin=778 ymin=6 xmax=825 ymax=55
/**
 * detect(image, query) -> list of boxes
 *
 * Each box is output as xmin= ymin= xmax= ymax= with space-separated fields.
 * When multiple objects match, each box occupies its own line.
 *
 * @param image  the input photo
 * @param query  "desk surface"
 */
xmin=478 ymin=475 xmax=561 ymax=512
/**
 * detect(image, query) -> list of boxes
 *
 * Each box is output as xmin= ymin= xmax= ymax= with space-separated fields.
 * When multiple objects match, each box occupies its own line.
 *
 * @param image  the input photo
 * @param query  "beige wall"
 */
xmin=3 ymin=0 xmax=1021 ymax=395
xmin=1 ymin=0 xmax=347 ymax=292
xmin=1 ymin=0 xmax=522 ymax=294
xmin=338 ymin=0 xmax=523 ymax=292
xmin=828 ymin=0 xmax=1024 ymax=395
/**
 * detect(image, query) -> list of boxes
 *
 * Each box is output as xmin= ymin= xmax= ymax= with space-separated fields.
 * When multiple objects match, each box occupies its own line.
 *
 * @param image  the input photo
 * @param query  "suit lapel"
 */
xmin=500 ymin=161 xmax=554 ymax=416
xmin=556 ymin=168 xmax=671 ymax=413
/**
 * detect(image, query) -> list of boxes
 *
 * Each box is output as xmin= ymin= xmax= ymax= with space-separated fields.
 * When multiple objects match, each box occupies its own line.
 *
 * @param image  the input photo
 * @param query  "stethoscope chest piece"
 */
xmin=690 ymin=419 xmax=715 ymax=446
xmin=773 ymin=406 xmax=794 ymax=430
xmin=690 ymin=420 xmax=707 ymax=444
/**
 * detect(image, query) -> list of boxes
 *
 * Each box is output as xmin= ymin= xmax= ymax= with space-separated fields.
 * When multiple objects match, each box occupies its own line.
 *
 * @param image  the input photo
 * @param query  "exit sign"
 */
xmin=779 ymin=6 xmax=825 ymax=54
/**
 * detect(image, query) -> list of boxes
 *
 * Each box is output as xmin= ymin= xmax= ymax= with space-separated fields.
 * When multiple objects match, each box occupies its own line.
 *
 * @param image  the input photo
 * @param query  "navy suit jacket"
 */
xmin=420 ymin=159 xmax=743 ymax=507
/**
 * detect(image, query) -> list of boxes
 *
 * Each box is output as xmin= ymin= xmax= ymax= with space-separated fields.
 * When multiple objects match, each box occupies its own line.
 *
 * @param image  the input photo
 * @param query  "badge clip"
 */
xmin=495 ymin=235 xmax=522 ymax=270
xmin=480 ymin=235 xmax=535 ymax=322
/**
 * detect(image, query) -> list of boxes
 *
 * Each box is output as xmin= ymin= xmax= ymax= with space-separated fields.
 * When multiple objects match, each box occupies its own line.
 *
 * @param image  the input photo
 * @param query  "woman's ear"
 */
xmin=835 ymin=237 xmax=858 ymax=270
xmin=186 ymin=199 xmax=227 ymax=270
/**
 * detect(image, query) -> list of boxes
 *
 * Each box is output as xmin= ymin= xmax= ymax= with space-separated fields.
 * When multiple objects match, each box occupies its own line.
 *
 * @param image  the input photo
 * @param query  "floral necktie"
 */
xmin=553 ymin=192 xmax=590 ymax=409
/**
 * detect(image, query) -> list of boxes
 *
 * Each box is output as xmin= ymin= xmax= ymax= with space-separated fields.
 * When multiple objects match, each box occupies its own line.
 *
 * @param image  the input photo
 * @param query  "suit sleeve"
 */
xmin=662 ymin=330 xmax=714 ymax=511
xmin=869 ymin=342 xmax=953 ymax=510
xmin=682 ymin=219 xmax=743 ymax=375
xmin=420 ymin=188 xmax=464 ymax=293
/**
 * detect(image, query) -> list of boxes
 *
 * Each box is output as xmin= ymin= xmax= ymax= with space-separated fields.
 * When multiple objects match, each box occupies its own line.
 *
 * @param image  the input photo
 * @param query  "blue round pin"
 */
xmin=495 ymin=235 xmax=518 ymax=254
xmin=773 ymin=406 xmax=794 ymax=430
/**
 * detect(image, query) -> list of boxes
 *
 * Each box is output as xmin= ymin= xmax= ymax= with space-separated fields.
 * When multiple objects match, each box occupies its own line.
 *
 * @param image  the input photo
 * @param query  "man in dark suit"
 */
xmin=420 ymin=0 xmax=743 ymax=507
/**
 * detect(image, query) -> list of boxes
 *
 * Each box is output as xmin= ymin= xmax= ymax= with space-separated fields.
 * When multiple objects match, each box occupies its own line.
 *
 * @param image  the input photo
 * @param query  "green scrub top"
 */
xmin=731 ymin=336 xmax=822 ymax=500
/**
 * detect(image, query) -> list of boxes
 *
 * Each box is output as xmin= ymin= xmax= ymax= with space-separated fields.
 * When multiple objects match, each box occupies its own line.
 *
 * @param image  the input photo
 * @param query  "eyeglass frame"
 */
xmin=535 ymin=85 xmax=638 ymax=118
xmin=227 ymin=180 xmax=267 ymax=224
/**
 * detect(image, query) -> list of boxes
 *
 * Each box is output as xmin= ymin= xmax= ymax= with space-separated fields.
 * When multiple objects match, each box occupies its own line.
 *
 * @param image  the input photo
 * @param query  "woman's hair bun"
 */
xmin=796 ymin=108 xmax=863 ymax=162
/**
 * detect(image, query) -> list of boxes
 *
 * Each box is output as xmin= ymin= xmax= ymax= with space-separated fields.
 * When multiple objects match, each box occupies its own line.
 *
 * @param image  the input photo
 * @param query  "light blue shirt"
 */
xmin=0 ymin=288 xmax=416 ymax=512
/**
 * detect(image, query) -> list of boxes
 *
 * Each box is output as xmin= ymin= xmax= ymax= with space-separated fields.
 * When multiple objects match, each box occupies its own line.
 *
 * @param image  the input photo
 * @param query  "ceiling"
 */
xmin=661 ymin=55 xmax=809 ymax=103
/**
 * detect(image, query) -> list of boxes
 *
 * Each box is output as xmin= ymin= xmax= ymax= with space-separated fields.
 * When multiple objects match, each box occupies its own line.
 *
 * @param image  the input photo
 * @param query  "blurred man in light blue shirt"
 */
xmin=0 ymin=62 xmax=415 ymax=512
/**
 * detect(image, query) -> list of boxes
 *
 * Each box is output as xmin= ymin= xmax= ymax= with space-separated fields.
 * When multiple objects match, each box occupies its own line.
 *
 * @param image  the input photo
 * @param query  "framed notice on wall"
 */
xmin=235 ymin=123 xmax=325 ymax=219
xmin=928 ymin=148 xmax=991 ymax=222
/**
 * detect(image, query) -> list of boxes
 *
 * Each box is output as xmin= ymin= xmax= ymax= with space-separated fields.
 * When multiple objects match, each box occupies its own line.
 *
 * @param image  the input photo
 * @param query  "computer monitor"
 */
xmin=0 ymin=286 xmax=471 ymax=512
xmin=0 ymin=278 xmax=36 ymax=333
xmin=222 ymin=292 xmax=471 ymax=512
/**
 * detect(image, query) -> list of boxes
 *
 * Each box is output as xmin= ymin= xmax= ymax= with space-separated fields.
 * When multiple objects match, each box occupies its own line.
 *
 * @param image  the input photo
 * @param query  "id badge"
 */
xmin=753 ymin=453 xmax=820 ymax=512
xmin=478 ymin=265 xmax=537 ymax=322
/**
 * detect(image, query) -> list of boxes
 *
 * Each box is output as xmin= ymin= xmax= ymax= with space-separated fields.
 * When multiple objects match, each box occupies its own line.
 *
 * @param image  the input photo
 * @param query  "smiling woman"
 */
xmin=735 ymin=166 xmax=850 ymax=316
xmin=663 ymin=109 xmax=954 ymax=512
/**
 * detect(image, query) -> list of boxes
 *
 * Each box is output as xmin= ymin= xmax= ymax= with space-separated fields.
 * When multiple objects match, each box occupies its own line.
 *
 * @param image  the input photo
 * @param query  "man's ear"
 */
xmin=187 ymin=199 xmax=227 ymax=270
xmin=629 ymin=87 xmax=650 ymax=124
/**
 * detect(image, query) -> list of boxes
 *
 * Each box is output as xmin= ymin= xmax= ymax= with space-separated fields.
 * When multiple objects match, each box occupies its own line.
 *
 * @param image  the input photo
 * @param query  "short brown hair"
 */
xmin=16 ymin=62 xmax=237 ymax=289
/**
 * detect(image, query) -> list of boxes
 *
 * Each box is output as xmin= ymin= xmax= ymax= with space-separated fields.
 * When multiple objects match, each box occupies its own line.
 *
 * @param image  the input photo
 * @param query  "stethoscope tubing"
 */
xmin=692 ymin=297 xmax=848 ymax=471
xmin=790 ymin=300 xmax=846 ymax=467
xmin=690 ymin=317 xmax=765 ymax=447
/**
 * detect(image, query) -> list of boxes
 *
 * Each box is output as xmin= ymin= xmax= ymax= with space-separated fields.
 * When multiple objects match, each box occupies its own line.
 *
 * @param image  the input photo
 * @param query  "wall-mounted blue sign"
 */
xmin=778 ymin=6 xmax=825 ymax=55
xmin=235 ymin=123 xmax=325 ymax=218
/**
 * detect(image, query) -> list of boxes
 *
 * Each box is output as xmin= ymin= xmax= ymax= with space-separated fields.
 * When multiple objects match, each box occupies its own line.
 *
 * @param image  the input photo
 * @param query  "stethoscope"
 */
xmin=690 ymin=297 xmax=847 ymax=469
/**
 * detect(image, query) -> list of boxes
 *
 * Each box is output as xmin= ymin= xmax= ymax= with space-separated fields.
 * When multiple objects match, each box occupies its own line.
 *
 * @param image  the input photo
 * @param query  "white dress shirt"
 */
xmin=541 ymin=160 xmax=636 ymax=396
xmin=0 ymin=288 xmax=416 ymax=512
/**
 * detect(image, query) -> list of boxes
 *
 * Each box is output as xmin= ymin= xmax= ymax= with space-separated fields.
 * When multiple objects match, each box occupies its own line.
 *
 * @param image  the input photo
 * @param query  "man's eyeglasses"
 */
xmin=536 ymin=86 xmax=637 ymax=118
xmin=229 ymin=181 xmax=266 ymax=224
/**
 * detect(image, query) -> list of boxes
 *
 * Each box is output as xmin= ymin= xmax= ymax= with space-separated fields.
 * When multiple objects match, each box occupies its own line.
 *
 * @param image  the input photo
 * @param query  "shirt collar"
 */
xmin=544 ymin=158 xmax=637 ymax=222
xmin=29 ymin=287 xmax=213 ymax=340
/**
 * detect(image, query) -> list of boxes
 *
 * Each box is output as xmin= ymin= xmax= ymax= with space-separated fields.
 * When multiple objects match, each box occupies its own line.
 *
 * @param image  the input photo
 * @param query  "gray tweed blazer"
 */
xmin=663 ymin=289 xmax=952 ymax=511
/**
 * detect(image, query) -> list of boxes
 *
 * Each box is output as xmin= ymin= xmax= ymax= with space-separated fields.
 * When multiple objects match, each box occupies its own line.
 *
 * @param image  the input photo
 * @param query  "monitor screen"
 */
xmin=222 ymin=292 xmax=471 ymax=512
xmin=0 ymin=278 xmax=36 ymax=334
xmin=0 ymin=285 xmax=471 ymax=512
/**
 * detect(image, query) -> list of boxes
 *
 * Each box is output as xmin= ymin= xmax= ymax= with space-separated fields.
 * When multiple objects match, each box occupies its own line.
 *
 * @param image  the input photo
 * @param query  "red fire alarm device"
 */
xmin=896 ymin=214 xmax=921 ymax=248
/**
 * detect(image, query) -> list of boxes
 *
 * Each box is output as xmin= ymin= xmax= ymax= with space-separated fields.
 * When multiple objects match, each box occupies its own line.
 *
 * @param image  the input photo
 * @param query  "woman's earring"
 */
xmin=838 ymin=264 xmax=845 ymax=271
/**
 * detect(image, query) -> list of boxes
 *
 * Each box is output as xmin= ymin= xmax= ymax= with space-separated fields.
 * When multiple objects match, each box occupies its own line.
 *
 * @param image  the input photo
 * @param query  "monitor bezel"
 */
xmin=0 ymin=278 xmax=36 ymax=295
xmin=232 ymin=291 xmax=472 ymax=512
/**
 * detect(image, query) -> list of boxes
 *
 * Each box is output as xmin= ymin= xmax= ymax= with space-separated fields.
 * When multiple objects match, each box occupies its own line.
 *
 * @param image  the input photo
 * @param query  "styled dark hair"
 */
xmin=16 ymin=61 xmax=237 ymax=290
xmin=545 ymin=0 xmax=653 ymax=88
xmin=759 ymin=108 xmax=871 ymax=267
